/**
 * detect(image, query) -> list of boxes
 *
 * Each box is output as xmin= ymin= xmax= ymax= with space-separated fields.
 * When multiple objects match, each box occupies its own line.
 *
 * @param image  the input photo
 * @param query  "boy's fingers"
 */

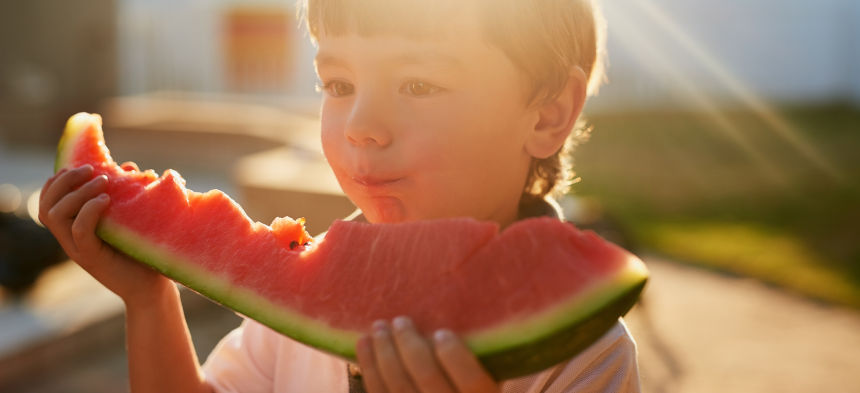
xmin=391 ymin=317 xmax=456 ymax=393
xmin=44 ymin=175 xmax=108 ymax=250
xmin=40 ymin=168 xmax=68 ymax=204
xmin=370 ymin=321 xmax=418 ymax=393
xmin=40 ymin=165 xmax=93 ymax=216
xmin=433 ymin=330 xmax=499 ymax=393
xmin=356 ymin=337 xmax=388 ymax=393
xmin=48 ymin=175 xmax=108 ymax=223
xmin=71 ymin=193 xmax=110 ymax=258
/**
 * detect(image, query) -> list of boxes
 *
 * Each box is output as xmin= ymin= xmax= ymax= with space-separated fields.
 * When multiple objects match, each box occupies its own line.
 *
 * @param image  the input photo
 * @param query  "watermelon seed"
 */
xmin=290 ymin=241 xmax=299 ymax=250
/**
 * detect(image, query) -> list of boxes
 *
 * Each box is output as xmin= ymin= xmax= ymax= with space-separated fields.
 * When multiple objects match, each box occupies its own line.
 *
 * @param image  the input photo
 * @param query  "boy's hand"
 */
xmin=39 ymin=164 xmax=172 ymax=305
xmin=356 ymin=317 xmax=499 ymax=393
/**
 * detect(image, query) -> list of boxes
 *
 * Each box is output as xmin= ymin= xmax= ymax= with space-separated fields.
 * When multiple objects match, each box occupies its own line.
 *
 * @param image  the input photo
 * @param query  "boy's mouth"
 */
xmin=351 ymin=175 xmax=403 ymax=187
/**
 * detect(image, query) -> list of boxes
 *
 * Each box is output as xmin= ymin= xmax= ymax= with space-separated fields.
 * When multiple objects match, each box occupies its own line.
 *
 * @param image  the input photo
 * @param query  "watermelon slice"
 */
xmin=55 ymin=112 xmax=648 ymax=379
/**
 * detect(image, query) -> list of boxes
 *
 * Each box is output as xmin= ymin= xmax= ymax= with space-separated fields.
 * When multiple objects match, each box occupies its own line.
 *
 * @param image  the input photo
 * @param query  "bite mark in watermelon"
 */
xmin=55 ymin=112 xmax=648 ymax=379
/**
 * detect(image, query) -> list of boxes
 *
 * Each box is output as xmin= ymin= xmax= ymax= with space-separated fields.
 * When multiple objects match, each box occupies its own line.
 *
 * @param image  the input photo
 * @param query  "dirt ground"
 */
xmin=624 ymin=256 xmax=860 ymax=392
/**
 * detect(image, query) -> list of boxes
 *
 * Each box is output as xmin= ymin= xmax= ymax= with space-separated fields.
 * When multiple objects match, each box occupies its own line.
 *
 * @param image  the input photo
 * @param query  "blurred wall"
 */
xmin=0 ymin=0 xmax=117 ymax=144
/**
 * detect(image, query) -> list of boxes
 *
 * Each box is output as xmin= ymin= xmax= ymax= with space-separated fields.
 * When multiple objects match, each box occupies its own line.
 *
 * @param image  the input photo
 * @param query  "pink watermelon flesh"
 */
xmin=55 ymin=112 xmax=648 ymax=379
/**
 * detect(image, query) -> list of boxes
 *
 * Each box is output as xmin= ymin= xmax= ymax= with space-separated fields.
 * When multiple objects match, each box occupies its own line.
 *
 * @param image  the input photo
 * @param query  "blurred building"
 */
xmin=2 ymin=0 xmax=859 ymax=145
xmin=111 ymin=0 xmax=860 ymax=110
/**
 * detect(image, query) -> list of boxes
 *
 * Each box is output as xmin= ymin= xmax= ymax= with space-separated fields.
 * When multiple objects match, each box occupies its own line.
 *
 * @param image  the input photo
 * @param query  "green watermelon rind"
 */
xmin=99 ymin=213 xmax=646 ymax=379
xmin=476 ymin=276 xmax=646 ymax=379
xmin=97 ymin=218 xmax=362 ymax=358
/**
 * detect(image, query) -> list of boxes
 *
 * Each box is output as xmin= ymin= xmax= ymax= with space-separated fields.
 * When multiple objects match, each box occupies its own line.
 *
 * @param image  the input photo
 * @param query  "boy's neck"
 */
xmin=517 ymin=197 xmax=563 ymax=221
xmin=346 ymin=197 xmax=562 ymax=227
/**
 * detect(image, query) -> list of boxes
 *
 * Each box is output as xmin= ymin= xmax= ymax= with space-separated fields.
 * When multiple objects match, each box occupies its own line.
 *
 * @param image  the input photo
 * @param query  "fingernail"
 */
xmin=434 ymin=329 xmax=454 ymax=345
xmin=392 ymin=316 xmax=412 ymax=331
xmin=372 ymin=320 xmax=388 ymax=336
xmin=98 ymin=193 xmax=109 ymax=201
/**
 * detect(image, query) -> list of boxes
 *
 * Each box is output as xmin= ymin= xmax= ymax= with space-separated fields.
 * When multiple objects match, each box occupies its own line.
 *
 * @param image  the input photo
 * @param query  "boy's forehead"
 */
xmin=308 ymin=0 xmax=483 ymax=41
xmin=315 ymin=41 xmax=467 ymax=69
xmin=313 ymin=33 xmax=511 ymax=77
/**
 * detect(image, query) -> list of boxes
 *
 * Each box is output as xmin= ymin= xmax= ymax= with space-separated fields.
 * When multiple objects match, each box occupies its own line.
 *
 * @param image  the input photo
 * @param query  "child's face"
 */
xmin=315 ymin=28 xmax=539 ymax=226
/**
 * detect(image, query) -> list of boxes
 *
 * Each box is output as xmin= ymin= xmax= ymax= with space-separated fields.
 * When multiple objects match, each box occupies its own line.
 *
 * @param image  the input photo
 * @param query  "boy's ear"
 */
xmin=525 ymin=67 xmax=588 ymax=159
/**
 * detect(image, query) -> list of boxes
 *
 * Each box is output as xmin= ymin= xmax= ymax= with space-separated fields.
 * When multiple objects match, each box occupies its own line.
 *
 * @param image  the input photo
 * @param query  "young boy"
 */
xmin=39 ymin=0 xmax=641 ymax=391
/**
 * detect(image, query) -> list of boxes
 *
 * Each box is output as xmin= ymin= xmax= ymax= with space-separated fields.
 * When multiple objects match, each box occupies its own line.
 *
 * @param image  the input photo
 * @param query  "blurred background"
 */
xmin=1 ymin=0 xmax=858 ymax=392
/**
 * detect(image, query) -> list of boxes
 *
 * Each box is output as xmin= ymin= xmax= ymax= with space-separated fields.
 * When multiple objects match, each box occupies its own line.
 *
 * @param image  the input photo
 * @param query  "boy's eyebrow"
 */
xmin=315 ymin=51 xmax=464 ymax=70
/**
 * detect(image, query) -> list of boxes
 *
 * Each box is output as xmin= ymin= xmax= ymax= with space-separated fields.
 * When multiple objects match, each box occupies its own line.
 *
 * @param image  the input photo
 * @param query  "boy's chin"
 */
xmin=362 ymin=197 xmax=408 ymax=223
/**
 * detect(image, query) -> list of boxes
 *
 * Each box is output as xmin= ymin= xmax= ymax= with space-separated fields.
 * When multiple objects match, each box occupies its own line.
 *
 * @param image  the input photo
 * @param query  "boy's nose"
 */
xmin=343 ymin=97 xmax=393 ymax=148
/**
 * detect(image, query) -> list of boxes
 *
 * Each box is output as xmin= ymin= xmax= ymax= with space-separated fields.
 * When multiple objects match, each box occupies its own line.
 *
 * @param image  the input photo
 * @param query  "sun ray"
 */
xmin=605 ymin=3 xmax=790 ymax=188
xmin=631 ymin=0 xmax=847 ymax=183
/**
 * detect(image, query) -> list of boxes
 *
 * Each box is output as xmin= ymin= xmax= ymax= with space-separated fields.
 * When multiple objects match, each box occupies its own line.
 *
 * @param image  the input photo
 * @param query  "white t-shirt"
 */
xmin=202 ymin=317 xmax=641 ymax=392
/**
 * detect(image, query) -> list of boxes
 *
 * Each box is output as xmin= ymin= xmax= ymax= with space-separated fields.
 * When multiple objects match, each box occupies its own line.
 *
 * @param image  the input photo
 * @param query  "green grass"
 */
xmin=571 ymin=105 xmax=860 ymax=308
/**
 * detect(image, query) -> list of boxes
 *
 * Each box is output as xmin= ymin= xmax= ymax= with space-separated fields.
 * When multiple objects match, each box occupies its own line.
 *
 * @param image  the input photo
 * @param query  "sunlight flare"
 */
xmin=632 ymin=0 xmax=847 ymax=183
xmin=606 ymin=4 xmax=790 ymax=188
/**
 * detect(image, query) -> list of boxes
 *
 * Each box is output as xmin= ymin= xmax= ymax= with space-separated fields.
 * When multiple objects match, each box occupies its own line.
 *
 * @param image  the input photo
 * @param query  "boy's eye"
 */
xmin=400 ymin=80 xmax=442 ymax=97
xmin=317 ymin=81 xmax=354 ymax=97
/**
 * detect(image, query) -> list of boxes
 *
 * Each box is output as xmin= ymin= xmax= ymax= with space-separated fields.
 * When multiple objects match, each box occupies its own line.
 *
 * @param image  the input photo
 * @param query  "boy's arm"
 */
xmin=125 ymin=283 xmax=214 ymax=393
xmin=39 ymin=165 xmax=213 ymax=393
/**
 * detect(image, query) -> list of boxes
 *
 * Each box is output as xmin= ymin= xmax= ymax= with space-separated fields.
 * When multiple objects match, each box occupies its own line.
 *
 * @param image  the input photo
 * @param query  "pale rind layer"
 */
xmin=56 ymin=113 xmax=100 ymax=171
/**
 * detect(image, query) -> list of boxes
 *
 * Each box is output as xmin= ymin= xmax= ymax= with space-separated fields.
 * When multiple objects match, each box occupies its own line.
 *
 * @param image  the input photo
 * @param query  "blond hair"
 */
xmin=298 ymin=0 xmax=606 ymax=202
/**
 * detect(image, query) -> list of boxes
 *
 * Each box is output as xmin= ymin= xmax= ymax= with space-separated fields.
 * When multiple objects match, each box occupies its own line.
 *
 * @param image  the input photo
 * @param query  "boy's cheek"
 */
xmin=320 ymin=125 xmax=345 ymax=159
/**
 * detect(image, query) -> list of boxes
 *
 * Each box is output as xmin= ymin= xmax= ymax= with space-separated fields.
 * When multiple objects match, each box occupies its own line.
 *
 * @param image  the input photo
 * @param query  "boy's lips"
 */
xmin=351 ymin=175 xmax=403 ymax=188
